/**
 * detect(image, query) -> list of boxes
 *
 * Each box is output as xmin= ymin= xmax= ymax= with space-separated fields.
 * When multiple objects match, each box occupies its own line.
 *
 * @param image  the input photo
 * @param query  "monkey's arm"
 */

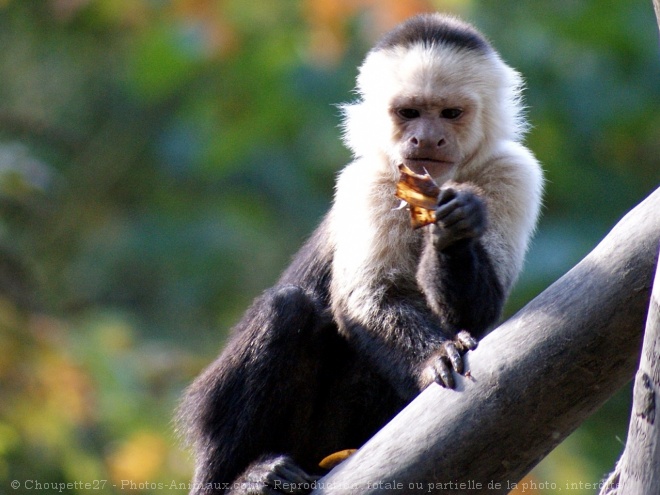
xmin=335 ymin=250 xmax=498 ymax=395
xmin=335 ymin=240 xmax=499 ymax=396
xmin=417 ymin=182 xmax=505 ymax=335
xmin=333 ymin=289 xmax=461 ymax=399
xmin=408 ymin=200 xmax=507 ymax=392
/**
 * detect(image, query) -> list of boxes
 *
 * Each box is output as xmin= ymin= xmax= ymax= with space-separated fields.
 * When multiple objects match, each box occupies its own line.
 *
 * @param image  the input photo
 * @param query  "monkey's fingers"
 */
xmin=436 ymin=193 xmax=479 ymax=223
xmin=430 ymin=355 xmax=455 ymax=389
xmin=435 ymin=201 xmax=465 ymax=226
xmin=436 ymin=186 xmax=458 ymax=207
xmin=274 ymin=465 xmax=319 ymax=485
xmin=436 ymin=198 xmax=487 ymax=239
xmin=264 ymin=457 xmax=319 ymax=493
xmin=455 ymin=330 xmax=478 ymax=352
xmin=435 ymin=197 xmax=468 ymax=228
xmin=443 ymin=341 xmax=464 ymax=374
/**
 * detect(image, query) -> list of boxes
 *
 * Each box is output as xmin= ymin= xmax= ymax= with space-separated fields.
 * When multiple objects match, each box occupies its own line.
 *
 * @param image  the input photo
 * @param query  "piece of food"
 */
xmin=395 ymin=164 xmax=441 ymax=228
xmin=318 ymin=449 xmax=358 ymax=470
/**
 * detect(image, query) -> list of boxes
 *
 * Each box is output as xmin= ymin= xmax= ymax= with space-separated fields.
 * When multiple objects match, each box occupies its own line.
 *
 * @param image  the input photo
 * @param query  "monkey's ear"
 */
xmin=394 ymin=164 xmax=440 ymax=229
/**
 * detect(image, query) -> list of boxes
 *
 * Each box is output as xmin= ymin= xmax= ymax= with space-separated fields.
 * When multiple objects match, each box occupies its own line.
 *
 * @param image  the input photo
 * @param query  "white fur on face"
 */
xmin=341 ymin=43 xmax=528 ymax=168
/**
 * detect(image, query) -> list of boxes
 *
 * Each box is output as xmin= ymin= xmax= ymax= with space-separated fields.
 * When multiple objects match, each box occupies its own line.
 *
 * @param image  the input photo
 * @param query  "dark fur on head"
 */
xmin=373 ymin=13 xmax=492 ymax=54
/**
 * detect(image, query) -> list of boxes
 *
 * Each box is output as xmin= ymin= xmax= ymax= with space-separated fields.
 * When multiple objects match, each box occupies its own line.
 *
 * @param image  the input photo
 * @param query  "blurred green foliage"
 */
xmin=0 ymin=0 xmax=657 ymax=493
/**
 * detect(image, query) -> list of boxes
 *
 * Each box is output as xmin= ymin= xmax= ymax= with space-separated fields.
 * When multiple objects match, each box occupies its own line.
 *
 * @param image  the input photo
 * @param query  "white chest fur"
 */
xmin=329 ymin=159 xmax=421 ymax=321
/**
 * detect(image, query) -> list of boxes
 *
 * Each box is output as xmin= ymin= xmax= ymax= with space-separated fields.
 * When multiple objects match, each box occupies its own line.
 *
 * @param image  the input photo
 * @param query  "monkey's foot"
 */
xmin=421 ymin=330 xmax=478 ymax=389
xmin=237 ymin=455 xmax=319 ymax=495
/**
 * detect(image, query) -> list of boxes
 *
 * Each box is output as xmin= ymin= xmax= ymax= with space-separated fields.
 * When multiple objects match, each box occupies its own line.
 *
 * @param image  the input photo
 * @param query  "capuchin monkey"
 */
xmin=179 ymin=13 xmax=543 ymax=495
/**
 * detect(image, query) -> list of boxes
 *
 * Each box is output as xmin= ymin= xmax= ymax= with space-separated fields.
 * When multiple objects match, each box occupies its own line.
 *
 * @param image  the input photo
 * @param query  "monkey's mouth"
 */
xmin=402 ymin=158 xmax=455 ymax=178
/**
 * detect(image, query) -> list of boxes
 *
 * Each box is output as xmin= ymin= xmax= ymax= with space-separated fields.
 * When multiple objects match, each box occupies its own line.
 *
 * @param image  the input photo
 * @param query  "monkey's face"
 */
xmin=342 ymin=41 xmax=524 ymax=175
xmin=389 ymin=93 xmax=479 ymax=183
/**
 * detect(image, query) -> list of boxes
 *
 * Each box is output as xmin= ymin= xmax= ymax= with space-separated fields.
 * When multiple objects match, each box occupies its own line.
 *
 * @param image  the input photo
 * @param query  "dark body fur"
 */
xmin=179 ymin=214 xmax=504 ymax=493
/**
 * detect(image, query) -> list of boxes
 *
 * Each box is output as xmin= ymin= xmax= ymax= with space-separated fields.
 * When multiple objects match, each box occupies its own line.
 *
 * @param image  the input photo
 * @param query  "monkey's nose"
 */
xmin=409 ymin=136 xmax=446 ymax=148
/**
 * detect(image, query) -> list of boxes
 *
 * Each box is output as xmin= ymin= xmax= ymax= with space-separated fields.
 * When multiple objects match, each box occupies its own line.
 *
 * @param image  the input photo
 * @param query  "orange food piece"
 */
xmin=318 ymin=449 xmax=358 ymax=470
xmin=395 ymin=164 xmax=440 ymax=228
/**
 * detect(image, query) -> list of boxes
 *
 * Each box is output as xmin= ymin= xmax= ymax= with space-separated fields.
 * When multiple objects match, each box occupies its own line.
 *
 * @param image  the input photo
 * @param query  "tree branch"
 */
xmin=313 ymin=187 xmax=660 ymax=494
xmin=600 ymin=247 xmax=660 ymax=495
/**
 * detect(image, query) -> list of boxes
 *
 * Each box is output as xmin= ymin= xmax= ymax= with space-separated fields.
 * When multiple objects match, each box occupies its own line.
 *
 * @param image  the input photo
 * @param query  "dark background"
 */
xmin=0 ymin=1 xmax=658 ymax=493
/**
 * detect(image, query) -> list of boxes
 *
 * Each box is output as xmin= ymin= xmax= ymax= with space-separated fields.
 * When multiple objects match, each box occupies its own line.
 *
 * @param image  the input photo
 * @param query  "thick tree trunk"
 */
xmin=600 ymin=259 xmax=660 ymax=495
xmin=312 ymin=188 xmax=660 ymax=495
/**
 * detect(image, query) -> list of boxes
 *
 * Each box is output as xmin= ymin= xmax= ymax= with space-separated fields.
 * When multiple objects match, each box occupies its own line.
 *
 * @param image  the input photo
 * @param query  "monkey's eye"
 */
xmin=441 ymin=108 xmax=463 ymax=119
xmin=397 ymin=108 xmax=421 ymax=120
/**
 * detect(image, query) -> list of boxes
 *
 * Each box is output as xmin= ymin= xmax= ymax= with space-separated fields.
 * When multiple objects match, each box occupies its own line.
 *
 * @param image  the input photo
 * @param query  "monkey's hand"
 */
xmin=432 ymin=184 xmax=487 ymax=250
xmin=419 ymin=331 xmax=478 ymax=389
xmin=233 ymin=454 xmax=319 ymax=494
